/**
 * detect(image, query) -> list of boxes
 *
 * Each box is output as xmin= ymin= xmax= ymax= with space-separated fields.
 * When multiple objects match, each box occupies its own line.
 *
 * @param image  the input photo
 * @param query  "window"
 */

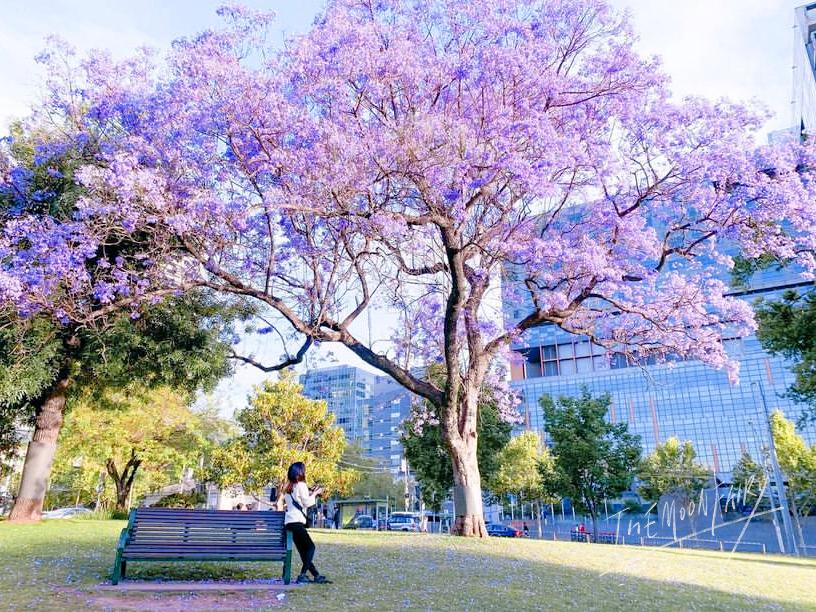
xmin=575 ymin=341 xmax=592 ymax=357
xmin=575 ymin=357 xmax=592 ymax=373
xmin=522 ymin=347 xmax=543 ymax=378
xmin=611 ymin=353 xmax=629 ymax=369
xmin=557 ymin=343 xmax=574 ymax=359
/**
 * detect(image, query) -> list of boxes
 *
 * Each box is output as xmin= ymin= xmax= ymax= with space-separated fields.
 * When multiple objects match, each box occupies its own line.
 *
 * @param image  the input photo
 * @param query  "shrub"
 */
xmin=151 ymin=491 xmax=206 ymax=509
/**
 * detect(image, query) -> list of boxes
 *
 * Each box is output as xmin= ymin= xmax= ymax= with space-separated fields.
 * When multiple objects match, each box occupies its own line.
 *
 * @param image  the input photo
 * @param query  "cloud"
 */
xmin=613 ymin=0 xmax=797 ymax=133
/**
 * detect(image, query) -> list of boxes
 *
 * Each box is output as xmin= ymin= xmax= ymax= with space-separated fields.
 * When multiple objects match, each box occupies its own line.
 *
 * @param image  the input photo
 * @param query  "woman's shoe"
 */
xmin=295 ymin=573 xmax=311 ymax=584
xmin=312 ymin=575 xmax=332 ymax=584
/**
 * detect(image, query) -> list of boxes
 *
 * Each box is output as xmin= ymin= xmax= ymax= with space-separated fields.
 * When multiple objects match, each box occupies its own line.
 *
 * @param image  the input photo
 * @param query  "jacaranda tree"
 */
xmin=3 ymin=1 xmax=816 ymax=535
xmin=0 ymin=119 xmax=248 ymax=521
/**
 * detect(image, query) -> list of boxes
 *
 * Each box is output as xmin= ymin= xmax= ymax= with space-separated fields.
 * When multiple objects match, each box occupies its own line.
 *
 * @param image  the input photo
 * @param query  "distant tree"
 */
xmin=50 ymin=387 xmax=226 ymax=512
xmin=754 ymin=290 xmax=816 ymax=425
xmin=343 ymin=445 xmax=403 ymax=504
xmin=637 ymin=437 xmax=712 ymax=503
xmin=770 ymin=410 xmax=816 ymax=549
xmin=541 ymin=389 xmax=642 ymax=541
xmin=207 ymin=371 xmax=356 ymax=504
xmin=151 ymin=490 xmax=207 ymax=509
xmin=488 ymin=431 xmax=557 ymax=531
xmin=402 ymin=390 xmax=512 ymax=513
xmin=730 ymin=451 xmax=768 ymax=511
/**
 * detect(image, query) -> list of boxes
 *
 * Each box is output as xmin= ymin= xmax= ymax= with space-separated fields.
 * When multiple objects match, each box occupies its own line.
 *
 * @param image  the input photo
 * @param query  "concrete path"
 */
xmin=95 ymin=581 xmax=298 ymax=592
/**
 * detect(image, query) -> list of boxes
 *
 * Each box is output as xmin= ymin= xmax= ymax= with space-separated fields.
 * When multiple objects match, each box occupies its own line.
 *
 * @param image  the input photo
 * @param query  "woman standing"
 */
xmin=284 ymin=462 xmax=330 ymax=584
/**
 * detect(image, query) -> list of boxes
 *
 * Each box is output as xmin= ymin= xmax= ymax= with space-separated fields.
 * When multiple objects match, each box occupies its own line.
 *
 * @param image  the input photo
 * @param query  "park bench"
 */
xmin=570 ymin=529 xmax=617 ymax=544
xmin=111 ymin=507 xmax=293 ymax=585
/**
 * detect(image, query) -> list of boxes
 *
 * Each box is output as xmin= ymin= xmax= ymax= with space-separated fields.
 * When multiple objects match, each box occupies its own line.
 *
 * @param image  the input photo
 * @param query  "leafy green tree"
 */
xmin=637 ymin=437 xmax=712 ymax=503
xmin=207 ymin=371 xmax=356 ymax=503
xmin=541 ymin=388 xmax=642 ymax=541
xmin=49 ymin=387 xmax=227 ymax=512
xmin=731 ymin=451 xmax=769 ymax=512
xmin=402 ymin=390 xmax=512 ymax=512
xmin=754 ymin=290 xmax=816 ymax=425
xmin=770 ymin=410 xmax=816 ymax=548
xmin=343 ymin=445 xmax=403 ymax=503
xmin=4 ymin=291 xmax=243 ymax=521
xmin=488 ymin=431 xmax=557 ymax=532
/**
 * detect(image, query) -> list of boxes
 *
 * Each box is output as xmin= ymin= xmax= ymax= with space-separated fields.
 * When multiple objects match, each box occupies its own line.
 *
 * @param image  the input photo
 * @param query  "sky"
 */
xmin=0 ymin=0 xmax=808 ymax=414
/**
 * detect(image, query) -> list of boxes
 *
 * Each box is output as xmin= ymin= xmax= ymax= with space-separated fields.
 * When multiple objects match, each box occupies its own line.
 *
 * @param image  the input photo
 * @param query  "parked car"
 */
xmin=350 ymin=514 xmax=376 ymax=529
xmin=42 ymin=507 xmax=93 ymax=519
xmin=387 ymin=512 xmax=420 ymax=531
xmin=486 ymin=523 xmax=523 ymax=537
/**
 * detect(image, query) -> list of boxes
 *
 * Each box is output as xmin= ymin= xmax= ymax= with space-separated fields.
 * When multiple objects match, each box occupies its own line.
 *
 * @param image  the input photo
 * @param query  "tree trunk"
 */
xmin=788 ymin=490 xmax=806 ymax=551
xmin=106 ymin=449 xmax=142 ymax=513
xmin=8 ymin=378 xmax=70 ymax=522
xmin=450 ymin=437 xmax=487 ymax=537
xmin=590 ymin=511 xmax=599 ymax=543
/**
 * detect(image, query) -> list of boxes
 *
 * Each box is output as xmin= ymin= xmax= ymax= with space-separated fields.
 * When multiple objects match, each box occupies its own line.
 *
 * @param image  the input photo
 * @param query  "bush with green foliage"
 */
xmin=151 ymin=491 xmax=207 ymax=509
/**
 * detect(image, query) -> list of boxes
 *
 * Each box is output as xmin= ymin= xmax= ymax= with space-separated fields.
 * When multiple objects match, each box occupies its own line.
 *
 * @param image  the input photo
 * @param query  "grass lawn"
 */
xmin=1 ymin=520 xmax=815 ymax=610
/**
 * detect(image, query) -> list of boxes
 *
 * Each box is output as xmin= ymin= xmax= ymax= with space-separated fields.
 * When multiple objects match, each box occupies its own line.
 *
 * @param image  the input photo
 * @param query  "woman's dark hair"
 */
xmin=285 ymin=462 xmax=306 ymax=493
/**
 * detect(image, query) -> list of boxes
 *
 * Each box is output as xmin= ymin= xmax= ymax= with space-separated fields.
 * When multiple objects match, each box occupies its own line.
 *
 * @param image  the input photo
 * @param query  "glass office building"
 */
xmin=300 ymin=365 xmax=413 ymax=472
xmin=794 ymin=3 xmax=816 ymax=136
xmin=507 ymin=264 xmax=816 ymax=479
xmin=300 ymin=365 xmax=376 ymax=444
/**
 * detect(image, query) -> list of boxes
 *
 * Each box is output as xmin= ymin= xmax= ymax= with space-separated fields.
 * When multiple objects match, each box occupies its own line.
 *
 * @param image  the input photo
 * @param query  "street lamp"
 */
xmin=750 ymin=381 xmax=799 ymax=556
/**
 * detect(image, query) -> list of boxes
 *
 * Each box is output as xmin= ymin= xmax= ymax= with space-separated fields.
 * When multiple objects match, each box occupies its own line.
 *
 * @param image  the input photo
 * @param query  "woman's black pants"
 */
xmin=286 ymin=522 xmax=318 ymax=577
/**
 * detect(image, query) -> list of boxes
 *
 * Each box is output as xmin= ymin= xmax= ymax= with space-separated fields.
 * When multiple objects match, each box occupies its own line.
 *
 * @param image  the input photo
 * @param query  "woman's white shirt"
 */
xmin=284 ymin=481 xmax=317 ymax=524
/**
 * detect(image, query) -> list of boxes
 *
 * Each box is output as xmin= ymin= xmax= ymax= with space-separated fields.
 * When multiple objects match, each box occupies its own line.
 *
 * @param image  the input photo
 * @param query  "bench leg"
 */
xmin=111 ymin=552 xmax=123 ymax=585
xmin=283 ymin=550 xmax=292 ymax=584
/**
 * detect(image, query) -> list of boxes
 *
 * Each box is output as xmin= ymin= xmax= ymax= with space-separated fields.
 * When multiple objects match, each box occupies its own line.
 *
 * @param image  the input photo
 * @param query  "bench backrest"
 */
xmin=129 ymin=508 xmax=287 ymax=549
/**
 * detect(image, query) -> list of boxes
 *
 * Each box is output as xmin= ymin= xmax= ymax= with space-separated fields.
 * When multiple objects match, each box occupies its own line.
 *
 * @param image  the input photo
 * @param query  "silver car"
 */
xmin=387 ymin=513 xmax=420 ymax=531
xmin=42 ymin=507 xmax=92 ymax=519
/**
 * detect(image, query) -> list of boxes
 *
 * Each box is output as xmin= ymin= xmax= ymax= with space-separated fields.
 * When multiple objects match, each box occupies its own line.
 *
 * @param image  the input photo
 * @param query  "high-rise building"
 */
xmin=299 ymin=364 xmax=413 ymax=472
xmin=794 ymin=4 xmax=816 ymax=136
xmin=506 ymin=264 xmax=816 ymax=479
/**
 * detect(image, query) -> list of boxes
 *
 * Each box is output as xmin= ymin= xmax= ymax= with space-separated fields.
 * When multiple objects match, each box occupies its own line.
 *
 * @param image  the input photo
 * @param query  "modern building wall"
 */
xmin=506 ymin=264 xmax=816 ymax=480
xmin=794 ymin=3 xmax=816 ymax=136
xmin=300 ymin=365 xmax=413 ymax=473
xmin=300 ymin=365 xmax=377 ymax=444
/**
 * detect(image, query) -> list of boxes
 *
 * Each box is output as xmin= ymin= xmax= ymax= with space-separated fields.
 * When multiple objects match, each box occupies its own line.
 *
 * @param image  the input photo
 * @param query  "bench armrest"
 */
xmin=117 ymin=508 xmax=137 ymax=552
xmin=116 ymin=527 xmax=130 ymax=552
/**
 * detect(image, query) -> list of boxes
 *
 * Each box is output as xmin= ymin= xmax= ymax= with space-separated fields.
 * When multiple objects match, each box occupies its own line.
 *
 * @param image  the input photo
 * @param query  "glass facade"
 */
xmin=300 ymin=365 xmax=375 ymax=444
xmin=794 ymin=3 xmax=816 ymax=136
xmin=507 ymin=267 xmax=816 ymax=479
xmin=300 ymin=365 xmax=412 ymax=472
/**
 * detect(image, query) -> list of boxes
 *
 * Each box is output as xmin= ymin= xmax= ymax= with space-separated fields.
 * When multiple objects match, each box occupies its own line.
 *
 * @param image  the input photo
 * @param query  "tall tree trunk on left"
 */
xmin=106 ymin=449 xmax=142 ymax=512
xmin=8 ymin=378 xmax=71 ymax=522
